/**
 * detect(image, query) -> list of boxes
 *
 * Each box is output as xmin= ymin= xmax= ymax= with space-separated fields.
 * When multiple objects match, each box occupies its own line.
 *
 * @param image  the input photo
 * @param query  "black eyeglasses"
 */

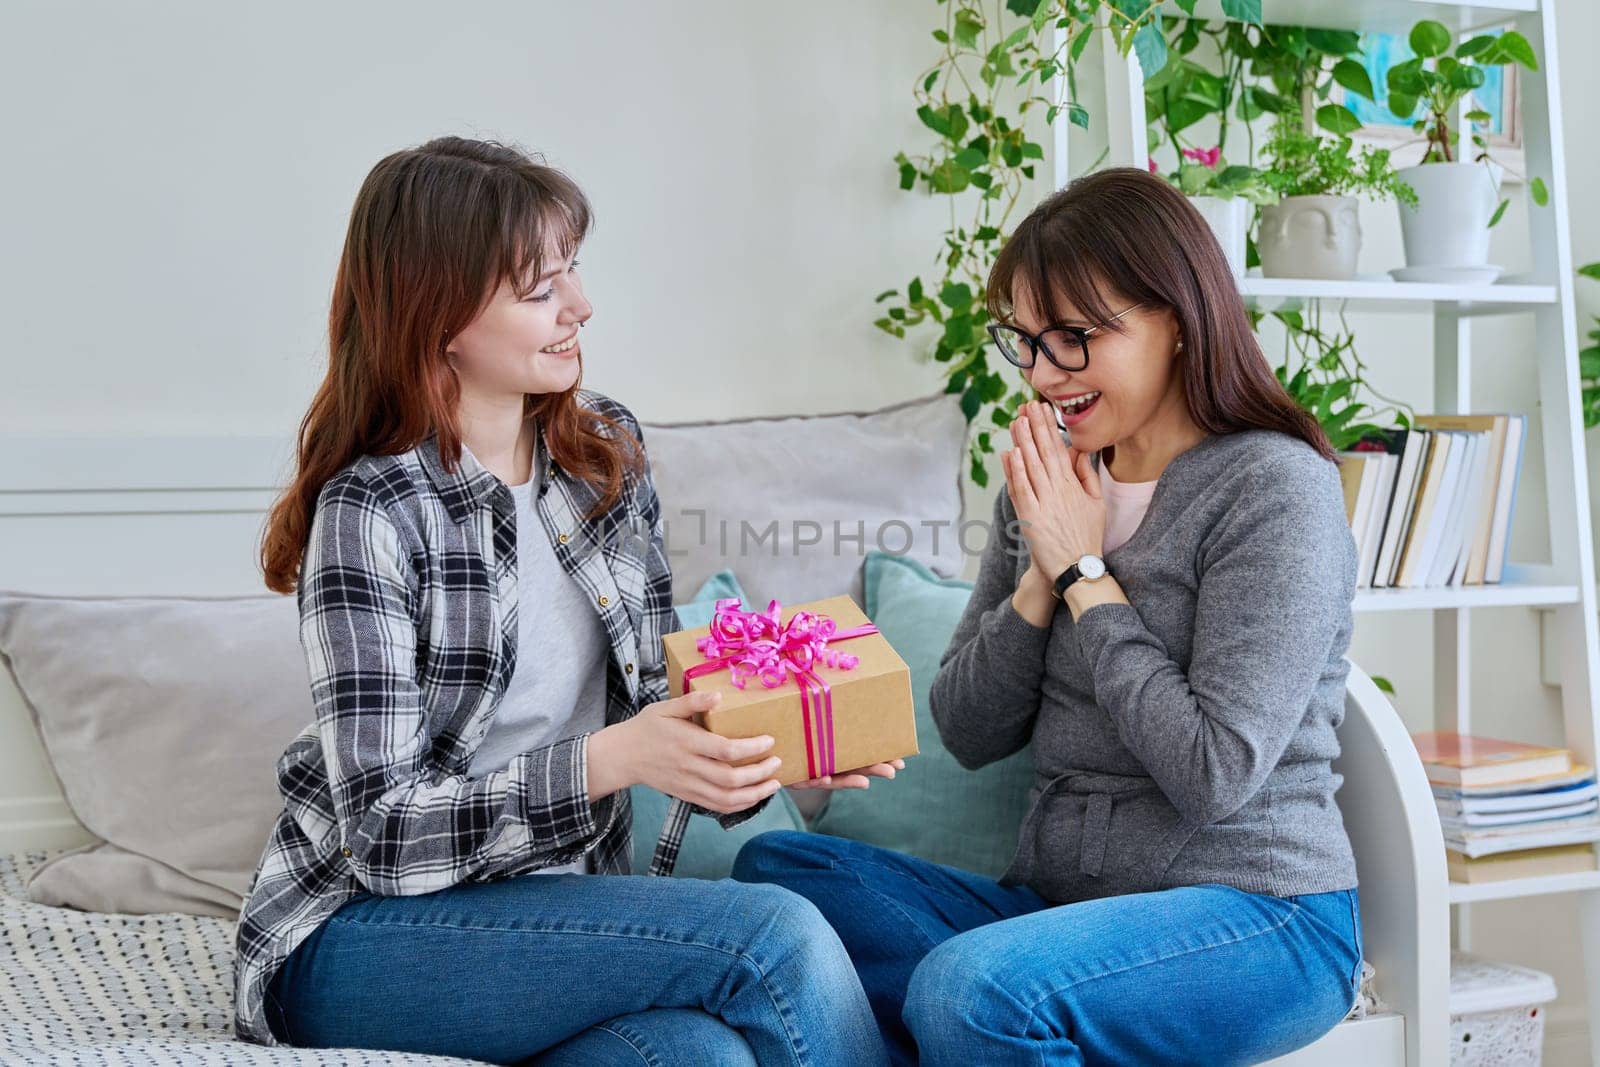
xmin=987 ymin=302 xmax=1147 ymax=372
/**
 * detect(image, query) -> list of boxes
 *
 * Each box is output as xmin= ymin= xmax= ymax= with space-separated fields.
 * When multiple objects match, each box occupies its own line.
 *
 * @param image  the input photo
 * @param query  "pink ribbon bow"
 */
xmin=683 ymin=598 xmax=878 ymax=779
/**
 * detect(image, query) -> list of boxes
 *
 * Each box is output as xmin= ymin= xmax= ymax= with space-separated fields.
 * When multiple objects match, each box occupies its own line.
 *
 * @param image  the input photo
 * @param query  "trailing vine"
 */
xmin=1255 ymin=305 xmax=1413 ymax=450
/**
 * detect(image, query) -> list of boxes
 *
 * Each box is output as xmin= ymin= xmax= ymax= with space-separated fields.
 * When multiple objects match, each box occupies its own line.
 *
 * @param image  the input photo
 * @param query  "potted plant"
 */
xmin=1256 ymin=119 xmax=1417 ymax=280
xmin=1143 ymin=21 xmax=1410 ymax=282
xmin=1385 ymin=20 xmax=1544 ymax=280
xmin=1160 ymin=147 xmax=1277 ymax=278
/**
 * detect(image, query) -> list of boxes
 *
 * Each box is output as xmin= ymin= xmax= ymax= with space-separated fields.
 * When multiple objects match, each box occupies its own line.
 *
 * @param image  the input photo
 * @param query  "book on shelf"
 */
xmin=1430 ymin=431 xmax=1489 ymax=587
xmin=1430 ymin=764 xmax=1596 ymax=801
xmin=1412 ymin=731 xmax=1572 ymax=787
xmin=1443 ymin=813 xmax=1600 ymax=858
xmin=1438 ymin=797 xmax=1599 ymax=829
xmin=1340 ymin=414 xmax=1526 ymax=590
xmin=1485 ymin=415 xmax=1527 ymax=583
xmin=1396 ymin=430 xmax=1456 ymax=587
xmin=1338 ymin=435 xmax=1401 ymax=591
xmin=1415 ymin=414 xmax=1525 ymax=586
xmin=1339 ymin=444 xmax=1390 ymax=589
xmin=1435 ymin=775 xmax=1600 ymax=817
xmin=1372 ymin=428 xmax=1429 ymax=588
xmin=1447 ymin=842 xmax=1598 ymax=884
xmin=1417 ymin=734 xmax=1600 ymax=866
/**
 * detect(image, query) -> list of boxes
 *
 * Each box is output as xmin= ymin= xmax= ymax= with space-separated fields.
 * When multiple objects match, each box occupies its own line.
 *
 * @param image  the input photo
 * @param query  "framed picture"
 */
xmin=1332 ymin=31 xmax=1524 ymax=180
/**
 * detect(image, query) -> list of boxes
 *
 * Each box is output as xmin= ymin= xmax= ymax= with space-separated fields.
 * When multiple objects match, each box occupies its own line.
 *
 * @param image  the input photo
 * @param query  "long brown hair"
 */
xmin=987 ymin=166 xmax=1334 ymax=462
xmin=261 ymin=136 xmax=642 ymax=594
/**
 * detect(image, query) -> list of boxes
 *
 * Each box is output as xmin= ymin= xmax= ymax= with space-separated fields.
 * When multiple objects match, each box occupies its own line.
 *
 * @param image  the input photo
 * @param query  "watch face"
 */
xmin=1078 ymin=555 xmax=1107 ymax=580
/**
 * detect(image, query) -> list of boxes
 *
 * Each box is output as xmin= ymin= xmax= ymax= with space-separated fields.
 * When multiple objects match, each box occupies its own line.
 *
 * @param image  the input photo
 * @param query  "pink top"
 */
xmin=1101 ymin=458 xmax=1158 ymax=554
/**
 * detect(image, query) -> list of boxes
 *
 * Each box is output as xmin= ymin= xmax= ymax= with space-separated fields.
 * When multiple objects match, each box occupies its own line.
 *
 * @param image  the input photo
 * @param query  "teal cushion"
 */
xmin=810 ymin=551 xmax=1035 ymax=878
xmin=671 ymin=569 xmax=744 ymax=631
xmin=629 ymin=570 xmax=807 ymax=878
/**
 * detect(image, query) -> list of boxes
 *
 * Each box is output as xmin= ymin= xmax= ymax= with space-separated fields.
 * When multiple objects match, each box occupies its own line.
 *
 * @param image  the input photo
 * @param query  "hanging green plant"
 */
xmin=1257 ymin=303 xmax=1413 ymax=451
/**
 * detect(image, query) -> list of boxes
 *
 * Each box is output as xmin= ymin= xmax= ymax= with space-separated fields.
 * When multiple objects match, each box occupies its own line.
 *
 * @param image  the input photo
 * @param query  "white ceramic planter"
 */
xmin=1395 ymin=162 xmax=1498 ymax=268
xmin=1187 ymin=196 xmax=1250 ymax=278
xmin=1257 ymin=195 xmax=1361 ymax=280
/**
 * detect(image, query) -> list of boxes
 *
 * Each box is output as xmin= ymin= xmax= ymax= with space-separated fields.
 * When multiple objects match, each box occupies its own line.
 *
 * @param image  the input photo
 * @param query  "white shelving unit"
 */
xmin=1451 ymin=868 xmax=1600 ymax=905
xmin=1354 ymin=564 xmax=1578 ymax=614
xmin=1240 ymin=275 xmax=1558 ymax=313
xmin=1070 ymin=1 xmax=1598 ymax=1063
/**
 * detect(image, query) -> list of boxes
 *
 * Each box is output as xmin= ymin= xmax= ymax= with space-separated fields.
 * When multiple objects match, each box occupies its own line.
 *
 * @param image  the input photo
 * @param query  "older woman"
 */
xmin=734 ymin=167 xmax=1364 ymax=1067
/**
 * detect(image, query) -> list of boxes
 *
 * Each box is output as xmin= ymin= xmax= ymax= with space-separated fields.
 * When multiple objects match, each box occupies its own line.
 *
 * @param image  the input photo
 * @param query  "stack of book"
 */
xmin=1339 ymin=414 xmax=1527 ymax=589
xmin=1414 ymin=731 xmax=1600 ymax=884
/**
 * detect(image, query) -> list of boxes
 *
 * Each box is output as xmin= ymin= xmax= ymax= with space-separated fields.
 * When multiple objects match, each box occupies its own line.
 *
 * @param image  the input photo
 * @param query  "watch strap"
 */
xmin=1051 ymin=562 xmax=1082 ymax=600
xmin=1052 ymin=556 xmax=1107 ymax=600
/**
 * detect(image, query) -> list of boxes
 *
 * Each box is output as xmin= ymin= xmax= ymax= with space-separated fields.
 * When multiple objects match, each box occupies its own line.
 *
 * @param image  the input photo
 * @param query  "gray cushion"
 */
xmin=642 ymin=393 xmax=968 ymax=607
xmin=0 ymin=592 xmax=310 ymax=917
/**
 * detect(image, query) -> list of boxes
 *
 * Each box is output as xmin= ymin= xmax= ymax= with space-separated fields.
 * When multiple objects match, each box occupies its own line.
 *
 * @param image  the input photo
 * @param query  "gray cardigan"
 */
xmin=929 ymin=429 xmax=1359 ymax=903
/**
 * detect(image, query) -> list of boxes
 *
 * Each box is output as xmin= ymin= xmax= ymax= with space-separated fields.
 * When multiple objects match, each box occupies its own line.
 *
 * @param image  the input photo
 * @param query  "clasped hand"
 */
xmin=1001 ymin=400 xmax=1106 ymax=584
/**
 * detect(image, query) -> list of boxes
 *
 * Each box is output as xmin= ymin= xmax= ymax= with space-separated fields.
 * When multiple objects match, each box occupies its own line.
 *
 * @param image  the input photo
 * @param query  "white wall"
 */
xmin=0 ymin=0 xmax=957 ymax=434
xmin=4 ymin=0 xmax=1600 ymax=1060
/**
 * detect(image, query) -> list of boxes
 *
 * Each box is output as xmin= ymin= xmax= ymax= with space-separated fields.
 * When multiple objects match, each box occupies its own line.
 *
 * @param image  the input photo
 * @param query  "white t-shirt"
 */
xmin=468 ymin=475 xmax=610 ymax=874
xmin=1102 ymin=459 xmax=1158 ymax=555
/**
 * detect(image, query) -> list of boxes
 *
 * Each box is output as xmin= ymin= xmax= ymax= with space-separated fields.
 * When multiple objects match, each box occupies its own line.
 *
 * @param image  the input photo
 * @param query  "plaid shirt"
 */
xmin=233 ymin=390 xmax=755 ymax=1046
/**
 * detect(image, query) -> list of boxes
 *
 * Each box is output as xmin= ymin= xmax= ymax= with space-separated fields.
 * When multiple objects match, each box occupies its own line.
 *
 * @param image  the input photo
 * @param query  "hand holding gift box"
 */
xmin=663 ymin=595 xmax=918 ymax=788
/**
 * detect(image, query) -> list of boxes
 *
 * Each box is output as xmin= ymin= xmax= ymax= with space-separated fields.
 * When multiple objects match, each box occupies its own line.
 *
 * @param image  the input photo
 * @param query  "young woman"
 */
xmin=734 ymin=167 xmax=1365 ymax=1066
xmin=238 ymin=136 xmax=896 ymax=1066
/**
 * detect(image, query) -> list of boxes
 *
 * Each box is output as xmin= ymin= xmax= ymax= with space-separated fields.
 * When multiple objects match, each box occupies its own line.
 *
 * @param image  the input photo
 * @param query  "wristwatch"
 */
xmin=1051 ymin=554 xmax=1109 ymax=600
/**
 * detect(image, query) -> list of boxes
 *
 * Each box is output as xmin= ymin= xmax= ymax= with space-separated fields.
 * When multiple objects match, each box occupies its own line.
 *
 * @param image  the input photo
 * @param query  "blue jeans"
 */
xmin=733 ymin=831 xmax=1363 ymax=1067
xmin=264 ymin=870 xmax=888 ymax=1066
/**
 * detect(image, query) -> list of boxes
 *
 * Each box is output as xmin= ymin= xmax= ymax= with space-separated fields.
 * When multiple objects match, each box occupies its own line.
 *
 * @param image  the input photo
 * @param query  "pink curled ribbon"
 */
xmin=682 ymin=598 xmax=878 ymax=779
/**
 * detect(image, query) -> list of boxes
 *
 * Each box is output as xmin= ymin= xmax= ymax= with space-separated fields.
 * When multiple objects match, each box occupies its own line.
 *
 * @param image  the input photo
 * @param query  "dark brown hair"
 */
xmin=987 ymin=166 xmax=1334 ymax=463
xmin=261 ymin=136 xmax=642 ymax=594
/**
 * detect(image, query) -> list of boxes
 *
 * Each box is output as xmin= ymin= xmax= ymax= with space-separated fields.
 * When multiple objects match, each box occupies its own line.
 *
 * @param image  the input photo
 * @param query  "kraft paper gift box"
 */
xmin=663 ymin=595 xmax=919 ymax=786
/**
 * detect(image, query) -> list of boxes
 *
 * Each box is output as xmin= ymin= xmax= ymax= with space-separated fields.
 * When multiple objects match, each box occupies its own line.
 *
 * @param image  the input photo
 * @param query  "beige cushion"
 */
xmin=643 ymin=393 xmax=968 ymax=607
xmin=0 ymin=592 xmax=309 ymax=917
